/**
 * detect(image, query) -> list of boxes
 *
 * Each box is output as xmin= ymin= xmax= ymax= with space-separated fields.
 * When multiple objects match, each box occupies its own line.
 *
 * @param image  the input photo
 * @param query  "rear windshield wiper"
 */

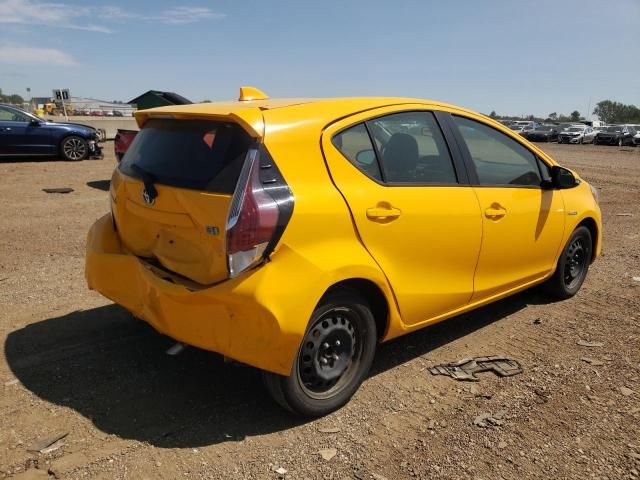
xmin=131 ymin=164 xmax=158 ymax=202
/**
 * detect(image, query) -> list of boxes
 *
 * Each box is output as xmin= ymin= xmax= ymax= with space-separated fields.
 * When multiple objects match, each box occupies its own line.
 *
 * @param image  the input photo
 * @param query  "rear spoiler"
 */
xmin=134 ymin=107 xmax=265 ymax=138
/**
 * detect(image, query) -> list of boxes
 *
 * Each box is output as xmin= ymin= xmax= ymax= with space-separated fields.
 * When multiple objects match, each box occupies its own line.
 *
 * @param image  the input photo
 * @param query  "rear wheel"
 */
xmin=544 ymin=226 xmax=593 ymax=299
xmin=262 ymin=289 xmax=377 ymax=417
xmin=60 ymin=135 xmax=88 ymax=161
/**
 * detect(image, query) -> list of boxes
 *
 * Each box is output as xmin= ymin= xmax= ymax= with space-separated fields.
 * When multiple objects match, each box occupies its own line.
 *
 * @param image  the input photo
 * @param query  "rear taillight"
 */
xmin=226 ymin=146 xmax=294 ymax=277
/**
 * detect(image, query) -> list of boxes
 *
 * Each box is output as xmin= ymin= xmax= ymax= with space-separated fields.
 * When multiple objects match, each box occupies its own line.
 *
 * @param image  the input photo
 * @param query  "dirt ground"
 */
xmin=1 ymin=143 xmax=639 ymax=480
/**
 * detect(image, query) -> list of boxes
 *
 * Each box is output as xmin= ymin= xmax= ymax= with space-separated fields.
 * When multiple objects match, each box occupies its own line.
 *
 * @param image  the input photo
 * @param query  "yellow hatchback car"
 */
xmin=86 ymin=87 xmax=601 ymax=416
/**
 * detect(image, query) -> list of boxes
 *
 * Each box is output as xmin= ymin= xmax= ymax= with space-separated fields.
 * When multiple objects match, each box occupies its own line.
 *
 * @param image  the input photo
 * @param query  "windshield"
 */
xmin=537 ymin=126 xmax=553 ymax=131
xmin=509 ymin=125 xmax=522 ymax=130
xmin=605 ymin=126 xmax=621 ymax=132
xmin=119 ymin=119 xmax=254 ymax=194
xmin=568 ymin=127 xmax=584 ymax=132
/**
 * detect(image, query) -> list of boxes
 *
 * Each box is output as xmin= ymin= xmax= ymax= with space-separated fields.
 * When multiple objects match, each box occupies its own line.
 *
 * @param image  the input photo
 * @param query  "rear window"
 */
xmin=119 ymin=119 xmax=254 ymax=194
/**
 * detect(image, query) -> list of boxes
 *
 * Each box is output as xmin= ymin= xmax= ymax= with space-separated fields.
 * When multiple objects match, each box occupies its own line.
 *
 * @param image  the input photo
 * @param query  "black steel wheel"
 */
xmin=297 ymin=308 xmax=360 ymax=399
xmin=544 ymin=226 xmax=593 ymax=299
xmin=262 ymin=289 xmax=377 ymax=417
xmin=60 ymin=135 xmax=89 ymax=161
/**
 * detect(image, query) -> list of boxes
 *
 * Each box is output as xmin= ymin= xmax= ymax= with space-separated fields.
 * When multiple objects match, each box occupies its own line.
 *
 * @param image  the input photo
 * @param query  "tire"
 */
xmin=60 ymin=135 xmax=89 ymax=161
xmin=544 ymin=226 xmax=593 ymax=300
xmin=618 ymin=138 xmax=623 ymax=147
xmin=262 ymin=289 xmax=377 ymax=417
xmin=578 ymin=137 xmax=583 ymax=144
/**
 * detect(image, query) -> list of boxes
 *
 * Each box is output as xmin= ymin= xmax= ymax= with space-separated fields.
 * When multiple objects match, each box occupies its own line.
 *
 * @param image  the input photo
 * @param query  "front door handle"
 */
xmin=366 ymin=206 xmax=402 ymax=219
xmin=484 ymin=205 xmax=507 ymax=219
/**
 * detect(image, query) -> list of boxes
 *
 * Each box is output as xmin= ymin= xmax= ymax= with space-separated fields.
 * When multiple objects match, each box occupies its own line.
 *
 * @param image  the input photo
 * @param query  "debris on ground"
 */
xmin=4 ymin=378 xmax=19 ymax=386
xmin=318 ymin=427 xmax=341 ymax=434
xmin=430 ymin=356 xmax=522 ymax=381
xmin=581 ymin=357 xmax=604 ymax=366
xmin=620 ymin=387 xmax=635 ymax=396
xmin=27 ymin=431 xmax=69 ymax=453
xmin=42 ymin=187 xmax=74 ymax=194
xmin=319 ymin=448 xmax=337 ymax=461
xmin=577 ymin=340 xmax=604 ymax=348
xmin=473 ymin=411 xmax=506 ymax=428
xmin=273 ymin=466 xmax=287 ymax=475
xmin=632 ymin=277 xmax=640 ymax=282
xmin=616 ymin=213 xmax=633 ymax=216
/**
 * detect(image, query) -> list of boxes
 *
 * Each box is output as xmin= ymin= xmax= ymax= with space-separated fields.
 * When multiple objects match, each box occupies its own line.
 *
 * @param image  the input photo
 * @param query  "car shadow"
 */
xmin=5 ymin=289 xmax=549 ymax=448
xmin=86 ymin=180 xmax=110 ymax=191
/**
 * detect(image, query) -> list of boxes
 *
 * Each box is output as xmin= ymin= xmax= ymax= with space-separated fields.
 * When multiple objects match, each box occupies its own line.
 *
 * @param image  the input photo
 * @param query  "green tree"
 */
xmin=489 ymin=110 xmax=497 ymax=119
xmin=570 ymin=110 xmax=581 ymax=122
xmin=593 ymin=100 xmax=640 ymax=123
xmin=548 ymin=112 xmax=558 ymax=121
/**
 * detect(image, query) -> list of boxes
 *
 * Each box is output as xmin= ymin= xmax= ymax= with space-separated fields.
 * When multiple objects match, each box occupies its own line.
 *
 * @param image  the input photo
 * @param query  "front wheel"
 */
xmin=60 ymin=135 xmax=89 ymax=161
xmin=262 ymin=289 xmax=377 ymax=417
xmin=544 ymin=226 xmax=593 ymax=299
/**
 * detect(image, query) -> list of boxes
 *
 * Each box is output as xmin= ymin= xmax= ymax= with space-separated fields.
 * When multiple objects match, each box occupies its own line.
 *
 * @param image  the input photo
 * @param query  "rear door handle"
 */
xmin=366 ymin=206 xmax=402 ymax=219
xmin=484 ymin=205 xmax=507 ymax=219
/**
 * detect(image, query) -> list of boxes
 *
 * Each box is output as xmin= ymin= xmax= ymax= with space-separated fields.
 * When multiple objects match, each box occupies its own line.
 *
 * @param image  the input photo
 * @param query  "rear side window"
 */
xmin=332 ymin=123 xmax=382 ymax=180
xmin=453 ymin=115 xmax=541 ymax=187
xmin=119 ymin=119 xmax=254 ymax=194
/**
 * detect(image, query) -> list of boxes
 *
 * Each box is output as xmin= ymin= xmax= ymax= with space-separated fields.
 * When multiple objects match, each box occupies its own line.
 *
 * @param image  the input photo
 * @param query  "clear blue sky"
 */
xmin=1 ymin=0 xmax=638 ymax=118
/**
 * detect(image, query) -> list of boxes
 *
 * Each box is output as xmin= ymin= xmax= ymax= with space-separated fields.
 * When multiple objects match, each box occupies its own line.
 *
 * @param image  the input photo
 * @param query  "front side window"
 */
xmin=332 ymin=123 xmax=382 ymax=180
xmin=366 ymin=111 xmax=457 ymax=184
xmin=0 ymin=106 xmax=30 ymax=122
xmin=453 ymin=115 xmax=541 ymax=187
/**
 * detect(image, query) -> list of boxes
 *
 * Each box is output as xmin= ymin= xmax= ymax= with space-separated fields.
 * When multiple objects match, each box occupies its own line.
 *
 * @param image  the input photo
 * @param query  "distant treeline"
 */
xmin=490 ymin=100 xmax=640 ymax=125
xmin=0 ymin=88 xmax=24 ymax=105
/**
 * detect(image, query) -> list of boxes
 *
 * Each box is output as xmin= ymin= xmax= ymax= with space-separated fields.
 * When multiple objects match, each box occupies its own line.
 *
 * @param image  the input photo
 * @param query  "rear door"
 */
xmin=322 ymin=107 xmax=482 ymax=327
xmin=113 ymin=118 xmax=254 ymax=284
xmin=448 ymin=114 xmax=565 ymax=301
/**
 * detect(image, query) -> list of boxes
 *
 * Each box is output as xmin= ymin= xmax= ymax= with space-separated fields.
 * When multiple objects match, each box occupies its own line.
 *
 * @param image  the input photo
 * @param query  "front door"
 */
xmin=449 ymin=114 xmax=565 ymax=301
xmin=0 ymin=106 xmax=52 ymax=155
xmin=322 ymin=108 xmax=482 ymax=327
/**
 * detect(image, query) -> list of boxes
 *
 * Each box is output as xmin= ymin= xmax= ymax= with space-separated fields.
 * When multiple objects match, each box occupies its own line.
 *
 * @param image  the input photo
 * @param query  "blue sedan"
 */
xmin=0 ymin=104 xmax=102 ymax=161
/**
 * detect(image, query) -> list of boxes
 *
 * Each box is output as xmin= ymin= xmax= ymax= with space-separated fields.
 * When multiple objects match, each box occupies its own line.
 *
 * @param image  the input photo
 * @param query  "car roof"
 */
xmin=134 ymin=95 xmax=476 ymax=137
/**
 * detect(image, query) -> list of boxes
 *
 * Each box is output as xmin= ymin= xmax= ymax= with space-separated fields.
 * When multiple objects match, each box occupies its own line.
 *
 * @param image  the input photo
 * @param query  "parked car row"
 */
xmin=500 ymin=120 xmax=639 ymax=146
xmin=74 ymin=110 xmax=132 ymax=117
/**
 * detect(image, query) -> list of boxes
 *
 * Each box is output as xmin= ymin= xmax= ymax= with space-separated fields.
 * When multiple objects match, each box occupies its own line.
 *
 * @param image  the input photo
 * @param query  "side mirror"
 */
xmin=30 ymin=118 xmax=42 ymax=126
xmin=550 ymin=165 xmax=578 ymax=189
xmin=355 ymin=149 xmax=376 ymax=165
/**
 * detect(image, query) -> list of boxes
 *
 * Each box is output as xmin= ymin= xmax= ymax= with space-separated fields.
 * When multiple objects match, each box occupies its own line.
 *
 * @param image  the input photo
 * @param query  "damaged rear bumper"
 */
xmin=84 ymin=213 xmax=300 ymax=375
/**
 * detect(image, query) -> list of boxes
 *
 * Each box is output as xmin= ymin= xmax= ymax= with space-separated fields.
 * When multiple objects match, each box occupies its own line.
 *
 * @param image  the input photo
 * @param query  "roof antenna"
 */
xmin=239 ymin=86 xmax=269 ymax=101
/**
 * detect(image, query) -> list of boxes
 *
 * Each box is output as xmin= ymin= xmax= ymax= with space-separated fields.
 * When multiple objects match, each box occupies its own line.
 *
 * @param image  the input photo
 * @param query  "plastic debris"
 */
xmin=319 ymin=448 xmax=337 ymax=461
xmin=27 ymin=432 xmax=69 ymax=453
xmin=577 ymin=340 xmax=604 ymax=348
xmin=430 ymin=356 xmax=523 ymax=382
